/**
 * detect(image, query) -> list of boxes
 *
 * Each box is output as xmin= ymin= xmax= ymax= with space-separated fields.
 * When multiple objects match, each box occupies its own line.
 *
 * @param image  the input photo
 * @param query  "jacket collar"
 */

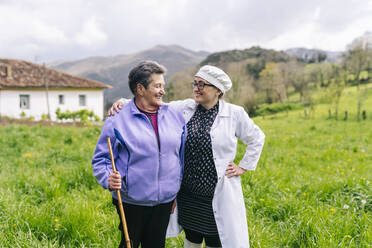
xmin=185 ymin=99 xmax=230 ymax=117
xmin=217 ymin=100 xmax=230 ymax=117
xmin=128 ymin=97 xmax=168 ymax=117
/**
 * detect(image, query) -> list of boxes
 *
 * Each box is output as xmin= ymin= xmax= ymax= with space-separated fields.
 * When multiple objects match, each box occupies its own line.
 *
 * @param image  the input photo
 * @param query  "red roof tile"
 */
xmin=0 ymin=59 xmax=111 ymax=89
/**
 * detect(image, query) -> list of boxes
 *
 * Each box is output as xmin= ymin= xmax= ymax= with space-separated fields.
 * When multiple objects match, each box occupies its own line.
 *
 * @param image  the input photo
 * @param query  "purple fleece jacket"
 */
xmin=92 ymin=98 xmax=186 ymax=206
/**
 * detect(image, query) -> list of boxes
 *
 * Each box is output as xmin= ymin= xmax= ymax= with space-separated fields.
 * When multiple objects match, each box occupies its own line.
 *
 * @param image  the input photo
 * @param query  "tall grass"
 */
xmin=245 ymin=118 xmax=371 ymax=247
xmin=0 ymin=126 xmax=119 ymax=247
xmin=0 ymin=87 xmax=371 ymax=247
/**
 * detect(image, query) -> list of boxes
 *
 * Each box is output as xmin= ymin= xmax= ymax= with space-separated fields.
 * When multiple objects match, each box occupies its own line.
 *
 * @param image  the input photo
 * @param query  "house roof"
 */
xmin=0 ymin=58 xmax=111 ymax=89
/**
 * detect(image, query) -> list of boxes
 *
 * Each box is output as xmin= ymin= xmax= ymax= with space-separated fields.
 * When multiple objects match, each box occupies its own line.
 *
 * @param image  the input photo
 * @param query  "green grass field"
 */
xmin=0 ymin=87 xmax=371 ymax=247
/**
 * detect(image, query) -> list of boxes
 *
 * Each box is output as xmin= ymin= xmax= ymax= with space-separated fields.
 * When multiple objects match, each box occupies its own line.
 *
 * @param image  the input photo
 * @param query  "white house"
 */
xmin=0 ymin=59 xmax=111 ymax=121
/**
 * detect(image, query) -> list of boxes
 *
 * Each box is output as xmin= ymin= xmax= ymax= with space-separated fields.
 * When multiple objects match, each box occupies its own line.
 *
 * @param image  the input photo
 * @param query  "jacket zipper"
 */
xmin=157 ymin=116 xmax=161 ymax=203
xmin=141 ymin=113 xmax=161 ymax=203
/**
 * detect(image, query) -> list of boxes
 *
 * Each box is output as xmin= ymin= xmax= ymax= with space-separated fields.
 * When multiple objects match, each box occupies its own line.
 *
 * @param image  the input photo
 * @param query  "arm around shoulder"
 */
xmin=167 ymin=98 xmax=195 ymax=112
xmin=118 ymin=98 xmax=131 ymax=105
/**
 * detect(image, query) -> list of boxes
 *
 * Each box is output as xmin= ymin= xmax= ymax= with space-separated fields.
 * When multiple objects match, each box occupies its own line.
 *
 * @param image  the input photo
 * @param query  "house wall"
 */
xmin=0 ymin=88 xmax=104 ymax=121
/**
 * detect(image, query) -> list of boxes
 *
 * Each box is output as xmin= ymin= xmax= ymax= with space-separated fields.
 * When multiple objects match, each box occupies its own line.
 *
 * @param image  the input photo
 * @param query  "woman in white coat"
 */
xmin=110 ymin=65 xmax=265 ymax=248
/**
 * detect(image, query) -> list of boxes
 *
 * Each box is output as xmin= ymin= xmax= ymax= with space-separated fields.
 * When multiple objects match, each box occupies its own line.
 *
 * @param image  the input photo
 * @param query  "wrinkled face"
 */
xmin=140 ymin=73 xmax=165 ymax=107
xmin=193 ymin=76 xmax=221 ymax=105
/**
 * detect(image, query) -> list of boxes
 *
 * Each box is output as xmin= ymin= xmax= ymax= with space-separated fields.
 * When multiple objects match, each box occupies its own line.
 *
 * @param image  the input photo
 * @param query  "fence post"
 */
xmin=362 ymin=110 xmax=367 ymax=120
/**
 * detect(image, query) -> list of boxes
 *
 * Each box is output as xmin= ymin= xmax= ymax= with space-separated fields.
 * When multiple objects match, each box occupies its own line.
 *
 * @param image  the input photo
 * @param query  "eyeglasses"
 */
xmin=191 ymin=81 xmax=215 ymax=90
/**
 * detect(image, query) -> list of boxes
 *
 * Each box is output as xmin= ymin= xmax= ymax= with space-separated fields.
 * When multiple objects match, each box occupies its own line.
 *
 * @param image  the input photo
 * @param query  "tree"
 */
xmin=345 ymin=43 xmax=370 ymax=89
xmin=286 ymin=61 xmax=307 ymax=101
xmin=246 ymin=59 xmax=265 ymax=79
xmin=325 ymin=65 xmax=347 ymax=120
xmin=277 ymin=62 xmax=294 ymax=99
xmin=344 ymin=36 xmax=372 ymax=120
xmin=225 ymin=61 xmax=256 ymax=114
xmin=166 ymin=66 xmax=195 ymax=101
xmin=317 ymin=52 xmax=327 ymax=63
xmin=300 ymin=63 xmax=329 ymax=119
xmin=259 ymin=62 xmax=287 ymax=104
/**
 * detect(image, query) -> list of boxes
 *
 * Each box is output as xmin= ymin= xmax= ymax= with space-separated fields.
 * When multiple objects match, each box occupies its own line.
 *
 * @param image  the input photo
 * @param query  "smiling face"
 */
xmin=138 ymin=73 xmax=165 ymax=108
xmin=193 ymin=76 xmax=221 ymax=106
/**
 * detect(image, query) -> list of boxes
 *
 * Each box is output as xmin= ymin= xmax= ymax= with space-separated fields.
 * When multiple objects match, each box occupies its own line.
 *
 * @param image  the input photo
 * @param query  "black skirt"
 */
xmin=177 ymin=188 xmax=219 ymax=235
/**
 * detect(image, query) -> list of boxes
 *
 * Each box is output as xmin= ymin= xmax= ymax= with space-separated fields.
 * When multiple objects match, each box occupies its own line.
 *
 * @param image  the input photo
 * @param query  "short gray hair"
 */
xmin=128 ymin=61 xmax=166 ymax=95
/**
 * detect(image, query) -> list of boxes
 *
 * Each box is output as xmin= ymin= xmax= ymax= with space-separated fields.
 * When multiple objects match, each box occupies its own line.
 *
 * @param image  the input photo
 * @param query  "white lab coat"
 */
xmin=166 ymin=99 xmax=265 ymax=248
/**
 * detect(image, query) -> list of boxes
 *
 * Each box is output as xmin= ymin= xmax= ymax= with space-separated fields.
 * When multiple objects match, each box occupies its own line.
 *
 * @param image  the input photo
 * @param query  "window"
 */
xmin=20 ymin=95 xmax=30 ymax=109
xmin=79 ymin=95 xmax=86 ymax=106
xmin=58 ymin=95 xmax=64 ymax=105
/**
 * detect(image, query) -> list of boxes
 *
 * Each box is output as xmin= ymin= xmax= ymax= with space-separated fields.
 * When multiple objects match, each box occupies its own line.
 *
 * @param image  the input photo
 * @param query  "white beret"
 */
xmin=195 ymin=65 xmax=232 ymax=93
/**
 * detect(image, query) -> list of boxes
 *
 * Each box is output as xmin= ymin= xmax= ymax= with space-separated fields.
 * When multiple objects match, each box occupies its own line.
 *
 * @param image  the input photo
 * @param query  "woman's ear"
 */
xmin=136 ymin=83 xmax=144 ymax=96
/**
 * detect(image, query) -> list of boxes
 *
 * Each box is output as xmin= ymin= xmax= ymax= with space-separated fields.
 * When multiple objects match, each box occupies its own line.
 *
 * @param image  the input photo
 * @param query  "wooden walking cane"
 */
xmin=107 ymin=137 xmax=131 ymax=248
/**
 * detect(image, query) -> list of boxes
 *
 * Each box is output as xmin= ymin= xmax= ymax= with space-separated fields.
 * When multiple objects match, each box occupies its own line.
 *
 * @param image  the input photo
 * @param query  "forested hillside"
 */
xmin=167 ymin=33 xmax=372 ymax=122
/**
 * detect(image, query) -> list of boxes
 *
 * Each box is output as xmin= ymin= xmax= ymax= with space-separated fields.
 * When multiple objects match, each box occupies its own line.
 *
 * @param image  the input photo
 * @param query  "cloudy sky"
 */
xmin=0 ymin=0 xmax=371 ymax=62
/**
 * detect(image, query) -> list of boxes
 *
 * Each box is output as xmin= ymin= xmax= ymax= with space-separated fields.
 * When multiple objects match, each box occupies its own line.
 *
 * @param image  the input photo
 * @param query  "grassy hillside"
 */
xmin=0 ymin=88 xmax=371 ymax=247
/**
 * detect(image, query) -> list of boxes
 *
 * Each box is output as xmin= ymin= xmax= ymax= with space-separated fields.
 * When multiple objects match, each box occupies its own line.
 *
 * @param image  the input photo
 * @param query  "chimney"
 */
xmin=7 ymin=65 xmax=12 ymax=79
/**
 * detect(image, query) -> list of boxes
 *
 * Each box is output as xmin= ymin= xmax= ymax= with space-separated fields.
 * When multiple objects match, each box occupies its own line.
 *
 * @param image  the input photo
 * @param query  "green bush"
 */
xmin=254 ymin=102 xmax=302 ymax=116
xmin=41 ymin=114 xmax=49 ymax=120
xmin=55 ymin=108 xmax=100 ymax=124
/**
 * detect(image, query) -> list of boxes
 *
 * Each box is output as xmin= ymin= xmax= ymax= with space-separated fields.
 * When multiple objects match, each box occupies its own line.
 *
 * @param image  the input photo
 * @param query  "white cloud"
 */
xmin=265 ymin=22 xmax=318 ymax=51
xmin=313 ymin=6 xmax=321 ymax=20
xmin=0 ymin=0 xmax=371 ymax=61
xmin=75 ymin=17 xmax=107 ymax=47
xmin=30 ymin=20 xmax=68 ymax=44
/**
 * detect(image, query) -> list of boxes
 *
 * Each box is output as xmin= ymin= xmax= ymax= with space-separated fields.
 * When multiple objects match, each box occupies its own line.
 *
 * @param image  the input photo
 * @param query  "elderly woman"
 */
xmin=92 ymin=61 xmax=185 ymax=248
xmin=110 ymin=65 xmax=265 ymax=248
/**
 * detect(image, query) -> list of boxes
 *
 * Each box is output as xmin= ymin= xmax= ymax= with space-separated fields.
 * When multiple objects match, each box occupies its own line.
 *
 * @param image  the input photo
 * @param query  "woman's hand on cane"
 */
xmin=108 ymin=171 xmax=122 ymax=190
xmin=225 ymin=162 xmax=246 ymax=178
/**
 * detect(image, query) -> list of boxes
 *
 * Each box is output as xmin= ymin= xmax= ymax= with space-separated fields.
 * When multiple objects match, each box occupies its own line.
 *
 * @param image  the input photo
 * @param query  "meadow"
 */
xmin=0 ymin=86 xmax=371 ymax=247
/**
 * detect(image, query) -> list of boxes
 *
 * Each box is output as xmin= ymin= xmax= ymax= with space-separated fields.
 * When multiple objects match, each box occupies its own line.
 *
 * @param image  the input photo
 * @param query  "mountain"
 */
xmin=50 ymin=45 xmax=209 ymax=107
xmin=284 ymin=48 xmax=342 ymax=63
